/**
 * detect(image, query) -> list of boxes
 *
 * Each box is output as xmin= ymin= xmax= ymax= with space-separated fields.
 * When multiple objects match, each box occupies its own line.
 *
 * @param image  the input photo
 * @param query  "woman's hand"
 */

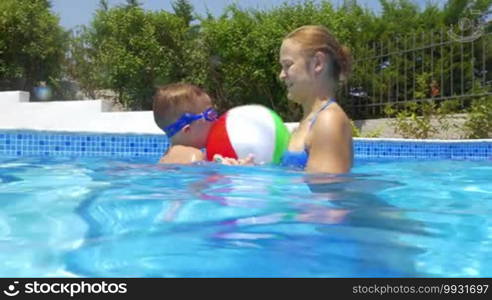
xmin=213 ymin=154 xmax=256 ymax=166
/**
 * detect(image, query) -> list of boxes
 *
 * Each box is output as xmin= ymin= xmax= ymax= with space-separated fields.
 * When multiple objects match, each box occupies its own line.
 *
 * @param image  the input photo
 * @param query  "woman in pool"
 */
xmin=279 ymin=25 xmax=353 ymax=174
xmin=216 ymin=25 xmax=353 ymax=173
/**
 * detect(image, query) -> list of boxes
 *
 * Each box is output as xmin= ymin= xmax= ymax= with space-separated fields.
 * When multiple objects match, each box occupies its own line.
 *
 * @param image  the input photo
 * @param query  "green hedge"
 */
xmin=0 ymin=0 xmax=66 ymax=95
xmin=1 ymin=0 xmax=491 ymax=123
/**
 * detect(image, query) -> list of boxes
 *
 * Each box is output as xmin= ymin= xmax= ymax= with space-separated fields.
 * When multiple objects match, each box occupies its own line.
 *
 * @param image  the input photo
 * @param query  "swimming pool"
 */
xmin=0 ymin=130 xmax=491 ymax=277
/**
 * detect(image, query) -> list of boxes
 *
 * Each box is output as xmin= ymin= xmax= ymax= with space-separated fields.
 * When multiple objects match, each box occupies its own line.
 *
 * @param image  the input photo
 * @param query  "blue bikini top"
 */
xmin=280 ymin=98 xmax=335 ymax=168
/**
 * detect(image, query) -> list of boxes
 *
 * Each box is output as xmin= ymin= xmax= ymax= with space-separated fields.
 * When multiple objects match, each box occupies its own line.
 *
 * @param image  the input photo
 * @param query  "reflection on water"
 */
xmin=1 ymin=157 xmax=492 ymax=277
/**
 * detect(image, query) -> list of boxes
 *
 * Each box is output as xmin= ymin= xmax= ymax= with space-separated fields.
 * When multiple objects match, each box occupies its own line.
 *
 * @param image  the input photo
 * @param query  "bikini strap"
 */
xmin=309 ymin=98 xmax=336 ymax=128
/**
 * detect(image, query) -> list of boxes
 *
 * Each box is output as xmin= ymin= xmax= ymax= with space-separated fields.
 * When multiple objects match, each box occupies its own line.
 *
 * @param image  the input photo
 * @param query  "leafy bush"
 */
xmin=195 ymin=1 xmax=348 ymax=121
xmin=463 ymin=95 xmax=492 ymax=139
xmin=384 ymin=99 xmax=462 ymax=139
xmin=351 ymin=121 xmax=383 ymax=138
xmin=72 ymin=5 xmax=190 ymax=109
xmin=384 ymin=101 xmax=436 ymax=139
xmin=3 ymin=0 xmax=489 ymax=125
xmin=0 ymin=0 xmax=67 ymax=95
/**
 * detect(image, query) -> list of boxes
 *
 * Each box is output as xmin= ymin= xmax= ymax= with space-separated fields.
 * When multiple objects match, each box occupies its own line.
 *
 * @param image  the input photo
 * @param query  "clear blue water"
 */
xmin=0 ymin=156 xmax=491 ymax=277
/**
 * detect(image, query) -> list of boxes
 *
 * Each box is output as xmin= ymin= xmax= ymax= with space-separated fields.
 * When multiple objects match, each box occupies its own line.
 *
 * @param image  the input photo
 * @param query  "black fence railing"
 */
xmin=341 ymin=26 xmax=492 ymax=120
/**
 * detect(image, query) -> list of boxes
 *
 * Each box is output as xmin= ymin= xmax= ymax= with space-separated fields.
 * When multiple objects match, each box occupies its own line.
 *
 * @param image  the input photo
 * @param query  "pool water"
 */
xmin=0 ymin=156 xmax=491 ymax=277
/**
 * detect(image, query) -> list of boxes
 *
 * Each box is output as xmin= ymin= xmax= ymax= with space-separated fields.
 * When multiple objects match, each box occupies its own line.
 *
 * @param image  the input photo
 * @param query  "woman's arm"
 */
xmin=305 ymin=111 xmax=353 ymax=174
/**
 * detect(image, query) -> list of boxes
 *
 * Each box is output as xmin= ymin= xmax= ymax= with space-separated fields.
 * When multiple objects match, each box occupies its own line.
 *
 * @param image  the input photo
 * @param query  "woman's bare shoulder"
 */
xmin=313 ymin=106 xmax=351 ymax=134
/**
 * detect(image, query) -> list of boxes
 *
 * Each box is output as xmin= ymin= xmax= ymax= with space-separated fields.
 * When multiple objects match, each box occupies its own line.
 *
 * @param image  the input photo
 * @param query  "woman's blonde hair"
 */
xmin=285 ymin=25 xmax=352 ymax=84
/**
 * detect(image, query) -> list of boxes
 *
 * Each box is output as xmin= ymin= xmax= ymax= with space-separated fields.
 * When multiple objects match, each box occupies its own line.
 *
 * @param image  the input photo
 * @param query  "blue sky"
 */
xmin=51 ymin=0 xmax=445 ymax=30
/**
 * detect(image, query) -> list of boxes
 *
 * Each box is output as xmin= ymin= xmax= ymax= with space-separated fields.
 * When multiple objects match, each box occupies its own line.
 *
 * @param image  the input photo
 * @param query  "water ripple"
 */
xmin=1 ymin=156 xmax=492 ymax=277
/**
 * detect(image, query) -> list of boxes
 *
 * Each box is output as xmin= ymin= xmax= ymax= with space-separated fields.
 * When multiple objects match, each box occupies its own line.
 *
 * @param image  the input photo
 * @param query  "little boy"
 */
xmin=153 ymin=83 xmax=218 ymax=164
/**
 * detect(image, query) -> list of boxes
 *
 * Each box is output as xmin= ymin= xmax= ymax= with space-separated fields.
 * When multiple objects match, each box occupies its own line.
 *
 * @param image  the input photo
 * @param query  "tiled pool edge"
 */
xmin=0 ymin=129 xmax=491 ymax=160
xmin=0 ymin=129 xmax=168 ymax=158
xmin=355 ymin=139 xmax=491 ymax=160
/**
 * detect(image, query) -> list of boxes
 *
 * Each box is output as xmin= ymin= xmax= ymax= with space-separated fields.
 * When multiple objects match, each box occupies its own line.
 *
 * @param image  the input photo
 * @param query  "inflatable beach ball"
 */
xmin=206 ymin=105 xmax=291 ymax=165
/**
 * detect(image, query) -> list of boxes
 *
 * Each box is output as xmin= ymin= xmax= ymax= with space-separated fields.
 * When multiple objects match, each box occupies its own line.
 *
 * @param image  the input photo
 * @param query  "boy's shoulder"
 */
xmin=159 ymin=145 xmax=205 ymax=164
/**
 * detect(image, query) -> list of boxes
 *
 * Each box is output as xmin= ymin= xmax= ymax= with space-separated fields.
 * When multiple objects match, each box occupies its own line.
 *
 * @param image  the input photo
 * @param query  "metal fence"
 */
xmin=342 ymin=26 xmax=492 ymax=120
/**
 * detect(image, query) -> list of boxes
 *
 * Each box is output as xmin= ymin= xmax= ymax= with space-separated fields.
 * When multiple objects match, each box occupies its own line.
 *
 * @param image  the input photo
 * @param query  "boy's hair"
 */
xmin=153 ymin=83 xmax=210 ymax=130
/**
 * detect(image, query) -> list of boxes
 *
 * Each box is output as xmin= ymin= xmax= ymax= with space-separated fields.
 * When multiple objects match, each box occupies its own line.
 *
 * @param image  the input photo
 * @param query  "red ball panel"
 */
xmin=206 ymin=114 xmax=238 ymax=161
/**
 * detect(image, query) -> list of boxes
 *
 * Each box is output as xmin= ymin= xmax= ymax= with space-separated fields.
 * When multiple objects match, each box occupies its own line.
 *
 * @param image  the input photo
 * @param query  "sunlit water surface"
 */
xmin=0 ymin=156 xmax=491 ymax=277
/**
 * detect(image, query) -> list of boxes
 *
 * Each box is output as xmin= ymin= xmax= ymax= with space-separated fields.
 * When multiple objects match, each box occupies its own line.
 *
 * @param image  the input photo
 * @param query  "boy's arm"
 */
xmin=159 ymin=145 xmax=205 ymax=164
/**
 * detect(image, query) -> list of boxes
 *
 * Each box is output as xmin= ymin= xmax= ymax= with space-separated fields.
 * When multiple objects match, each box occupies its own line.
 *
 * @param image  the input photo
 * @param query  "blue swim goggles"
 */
xmin=163 ymin=107 xmax=219 ymax=138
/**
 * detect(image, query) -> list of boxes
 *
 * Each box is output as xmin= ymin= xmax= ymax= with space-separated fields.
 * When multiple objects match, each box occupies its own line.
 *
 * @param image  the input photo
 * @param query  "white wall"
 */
xmin=0 ymin=91 xmax=162 ymax=134
xmin=0 ymin=91 xmax=300 ymax=135
xmin=1 ymin=91 xmax=488 ymax=140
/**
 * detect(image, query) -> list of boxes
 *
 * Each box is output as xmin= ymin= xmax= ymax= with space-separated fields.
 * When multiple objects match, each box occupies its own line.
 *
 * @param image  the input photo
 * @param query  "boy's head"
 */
xmin=153 ymin=83 xmax=216 ymax=148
